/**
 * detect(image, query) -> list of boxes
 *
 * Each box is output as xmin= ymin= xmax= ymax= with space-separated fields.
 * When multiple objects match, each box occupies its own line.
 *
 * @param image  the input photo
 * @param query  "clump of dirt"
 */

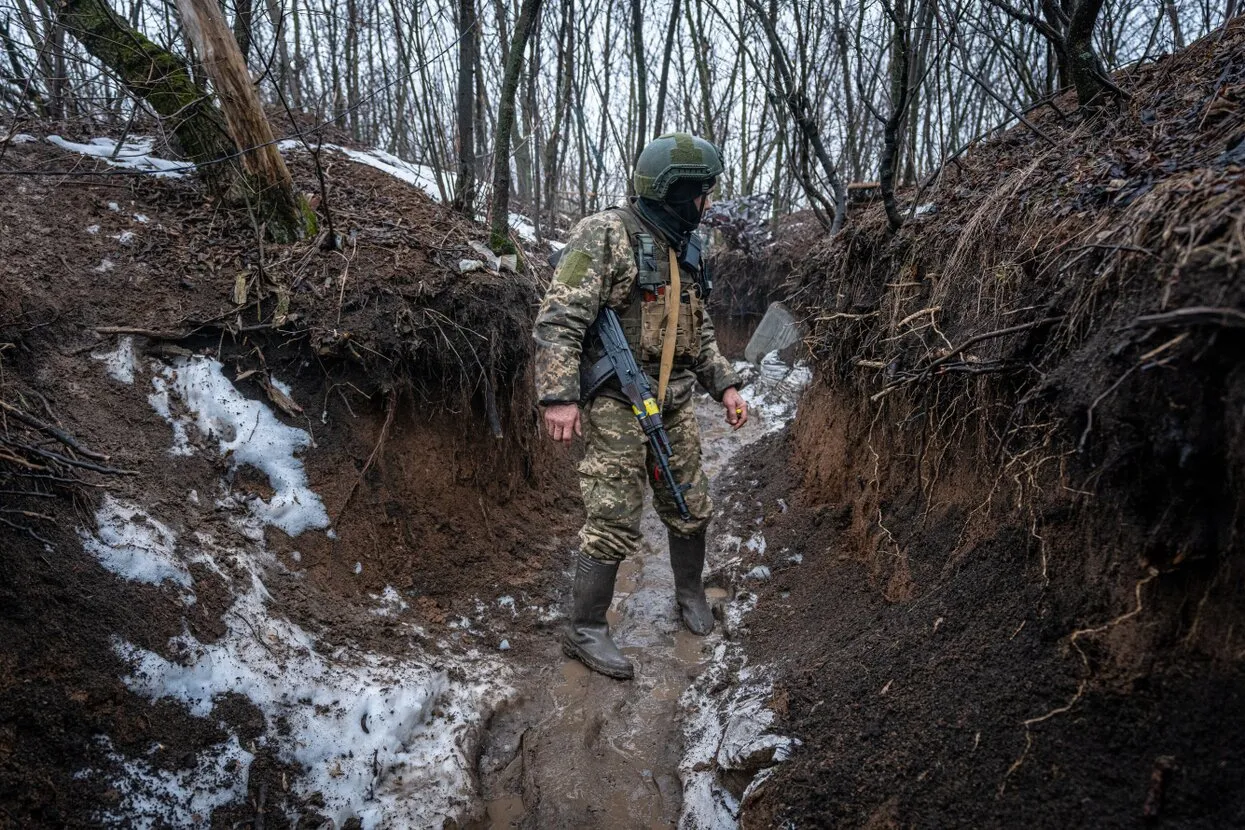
xmin=724 ymin=19 xmax=1245 ymax=829
xmin=0 ymin=125 xmax=579 ymax=825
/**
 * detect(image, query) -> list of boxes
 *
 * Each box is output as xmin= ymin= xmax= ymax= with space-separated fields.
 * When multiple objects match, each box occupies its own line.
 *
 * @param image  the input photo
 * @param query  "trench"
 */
xmin=472 ymin=395 xmax=768 ymax=829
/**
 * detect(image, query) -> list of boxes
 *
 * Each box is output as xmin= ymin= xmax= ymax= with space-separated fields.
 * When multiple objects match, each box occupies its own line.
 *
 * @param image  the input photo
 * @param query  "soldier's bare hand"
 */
xmin=543 ymin=403 xmax=582 ymax=445
xmin=723 ymin=387 xmax=748 ymax=430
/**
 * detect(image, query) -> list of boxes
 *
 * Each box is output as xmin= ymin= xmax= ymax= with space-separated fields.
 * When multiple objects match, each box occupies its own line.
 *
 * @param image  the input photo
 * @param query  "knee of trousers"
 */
xmin=579 ymin=519 xmax=642 ymax=563
xmin=578 ymin=467 xmax=645 ymax=563
xmin=653 ymin=475 xmax=712 ymax=538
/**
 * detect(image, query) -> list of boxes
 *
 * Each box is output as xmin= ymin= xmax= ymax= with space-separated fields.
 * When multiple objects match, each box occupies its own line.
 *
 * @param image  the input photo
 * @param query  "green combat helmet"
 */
xmin=633 ymin=133 xmax=724 ymax=201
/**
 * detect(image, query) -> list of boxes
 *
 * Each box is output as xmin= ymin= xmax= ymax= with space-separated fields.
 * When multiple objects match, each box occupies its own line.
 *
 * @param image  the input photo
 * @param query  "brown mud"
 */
xmin=719 ymin=18 xmax=1245 ymax=830
xmin=0 ymin=116 xmax=786 ymax=829
xmin=0 ymin=127 xmax=580 ymax=826
xmin=3 ymin=19 xmax=1245 ymax=828
xmin=474 ymin=399 xmax=766 ymax=829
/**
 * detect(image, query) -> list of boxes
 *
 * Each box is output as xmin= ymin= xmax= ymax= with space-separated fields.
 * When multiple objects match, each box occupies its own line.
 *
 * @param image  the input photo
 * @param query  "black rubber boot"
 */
xmin=562 ymin=552 xmax=634 ymax=680
xmin=669 ymin=530 xmax=714 ymax=635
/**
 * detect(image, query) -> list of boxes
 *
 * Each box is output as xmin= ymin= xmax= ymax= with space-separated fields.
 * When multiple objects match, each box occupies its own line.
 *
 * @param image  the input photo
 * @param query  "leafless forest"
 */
xmin=0 ymin=0 xmax=1231 ymax=237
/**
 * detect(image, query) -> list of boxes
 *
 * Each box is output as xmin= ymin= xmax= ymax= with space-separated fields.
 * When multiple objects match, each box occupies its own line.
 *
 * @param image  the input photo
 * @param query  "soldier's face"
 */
xmin=694 ymin=195 xmax=711 ymax=212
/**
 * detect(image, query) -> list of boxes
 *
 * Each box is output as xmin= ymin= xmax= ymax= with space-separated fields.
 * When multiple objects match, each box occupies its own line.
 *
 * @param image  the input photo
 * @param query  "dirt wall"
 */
xmin=0 ymin=129 xmax=583 ymax=825
xmin=735 ymin=19 xmax=1245 ymax=828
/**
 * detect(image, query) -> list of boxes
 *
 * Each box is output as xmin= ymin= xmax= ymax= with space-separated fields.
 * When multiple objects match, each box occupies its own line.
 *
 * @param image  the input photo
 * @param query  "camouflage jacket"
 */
xmin=534 ymin=201 xmax=741 ymax=410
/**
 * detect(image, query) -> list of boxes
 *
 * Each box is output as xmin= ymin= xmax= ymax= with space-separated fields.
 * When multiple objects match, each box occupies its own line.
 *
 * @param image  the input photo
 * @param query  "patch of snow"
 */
xmin=155 ymin=356 xmax=330 ymax=536
xmin=86 ymin=734 xmax=252 ymax=829
xmin=497 ymin=596 xmax=517 ymax=617
xmin=113 ymin=527 xmax=510 ymax=829
xmin=724 ymin=591 xmax=757 ymax=635
xmin=134 ymin=213 xmax=150 ymax=223
xmin=6 ymin=133 xmax=36 ymax=144
xmin=499 ymin=639 xmax=510 ymax=651
xmin=108 ymin=201 xmax=120 ymax=212
xmin=369 ymin=586 xmax=409 ymax=617
xmin=47 ymin=135 xmax=188 ymax=177
xmin=530 ymin=605 xmax=562 ymax=624
xmin=147 ymin=374 xmax=193 ymax=456
xmin=80 ymin=496 xmax=190 ymax=588
xmin=278 ymin=140 xmax=442 ymax=200
xmin=678 ymin=581 xmax=796 ymax=829
xmin=716 ymin=533 xmax=743 ymax=558
xmin=86 ymin=224 xmax=100 ymax=234
xmin=92 ymin=336 xmax=137 ymax=384
xmin=744 ymin=532 xmax=767 ymax=557
xmin=354 ymin=561 xmax=363 ymax=574
xmin=744 ymin=565 xmax=771 ymax=581
xmin=94 ymin=258 xmax=115 ymax=273
xmin=113 ymin=230 xmax=135 ymax=246
xmin=509 ymin=213 xmax=538 ymax=243
xmin=738 ymin=352 xmax=812 ymax=435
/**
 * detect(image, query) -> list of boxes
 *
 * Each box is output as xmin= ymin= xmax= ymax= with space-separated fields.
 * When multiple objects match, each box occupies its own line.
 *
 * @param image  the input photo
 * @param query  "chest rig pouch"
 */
xmin=613 ymin=211 xmax=710 ymax=368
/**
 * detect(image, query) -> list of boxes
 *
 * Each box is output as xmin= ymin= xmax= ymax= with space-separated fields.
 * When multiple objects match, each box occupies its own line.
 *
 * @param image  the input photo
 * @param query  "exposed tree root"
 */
xmin=999 ymin=567 xmax=1161 ymax=794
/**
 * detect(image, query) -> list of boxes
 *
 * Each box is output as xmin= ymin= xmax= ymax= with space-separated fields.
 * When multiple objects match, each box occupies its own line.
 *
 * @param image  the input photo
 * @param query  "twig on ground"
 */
xmin=0 ymin=399 xmax=111 ymax=461
xmin=1133 ymin=306 xmax=1245 ymax=329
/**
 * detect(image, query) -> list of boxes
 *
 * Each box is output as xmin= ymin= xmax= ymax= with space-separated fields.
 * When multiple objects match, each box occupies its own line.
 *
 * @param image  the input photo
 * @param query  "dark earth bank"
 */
xmin=722 ymin=18 xmax=1245 ymax=830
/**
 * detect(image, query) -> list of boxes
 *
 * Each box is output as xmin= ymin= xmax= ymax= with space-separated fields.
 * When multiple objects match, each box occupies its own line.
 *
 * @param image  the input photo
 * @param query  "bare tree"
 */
xmin=452 ymin=0 xmax=478 ymax=216
xmin=982 ymin=0 xmax=1120 ymax=106
xmin=741 ymin=0 xmax=847 ymax=232
xmin=175 ymin=0 xmax=310 ymax=241
xmin=489 ymin=0 xmax=544 ymax=252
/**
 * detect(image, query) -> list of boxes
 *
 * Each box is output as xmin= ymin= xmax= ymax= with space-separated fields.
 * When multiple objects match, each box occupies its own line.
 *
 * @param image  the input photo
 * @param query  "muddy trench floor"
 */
xmin=473 ymin=399 xmax=768 ymax=829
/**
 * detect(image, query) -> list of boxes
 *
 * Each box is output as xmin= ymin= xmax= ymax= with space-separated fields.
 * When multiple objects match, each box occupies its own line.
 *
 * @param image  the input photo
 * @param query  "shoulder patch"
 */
xmin=556 ymin=249 xmax=593 ymax=288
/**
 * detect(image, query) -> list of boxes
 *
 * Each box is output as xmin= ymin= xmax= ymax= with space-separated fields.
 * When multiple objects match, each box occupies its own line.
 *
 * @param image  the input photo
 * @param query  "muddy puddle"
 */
xmin=474 ymin=395 xmax=771 ymax=829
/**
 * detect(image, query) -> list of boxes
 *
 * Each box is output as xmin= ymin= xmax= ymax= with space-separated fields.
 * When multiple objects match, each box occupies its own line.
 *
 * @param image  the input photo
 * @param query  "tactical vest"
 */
xmin=605 ymin=205 xmax=712 ymax=375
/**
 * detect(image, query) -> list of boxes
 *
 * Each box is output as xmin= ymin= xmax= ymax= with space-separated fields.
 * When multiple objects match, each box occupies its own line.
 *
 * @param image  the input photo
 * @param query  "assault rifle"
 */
xmin=580 ymin=307 xmax=691 ymax=521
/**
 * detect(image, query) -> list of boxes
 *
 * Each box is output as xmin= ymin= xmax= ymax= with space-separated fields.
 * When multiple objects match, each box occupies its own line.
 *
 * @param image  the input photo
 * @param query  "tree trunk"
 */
xmin=57 ymin=0 xmax=237 ymax=194
xmin=653 ymin=0 xmax=679 ymax=136
xmin=542 ymin=0 xmax=573 ymax=231
xmin=488 ymin=0 xmax=544 ymax=253
xmin=880 ymin=0 xmax=910 ymax=230
xmin=174 ymin=0 xmax=311 ymax=241
xmin=1066 ymin=0 xmax=1112 ymax=107
xmin=630 ymin=0 xmax=648 ymax=157
xmin=263 ymin=0 xmax=293 ymax=102
xmin=233 ymin=0 xmax=253 ymax=63
xmin=452 ymin=0 xmax=477 ymax=216
xmin=744 ymin=0 xmax=846 ymax=232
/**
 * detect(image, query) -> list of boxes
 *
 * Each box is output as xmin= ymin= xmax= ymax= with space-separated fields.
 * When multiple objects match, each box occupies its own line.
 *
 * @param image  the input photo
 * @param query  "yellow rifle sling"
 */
xmin=657 ymin=246 xmax=680 ymax=411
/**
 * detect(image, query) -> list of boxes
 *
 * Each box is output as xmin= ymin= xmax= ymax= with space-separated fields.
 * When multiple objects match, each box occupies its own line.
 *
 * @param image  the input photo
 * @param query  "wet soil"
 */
xmin=474 ymin=398 xmax=768 ymax=829
xmin=717 ymin=427 xmax=1245 ymax=829
xmin=0 ymin=128 xmax=578 ymax=827
xmin=0 ymin=124 xmax=783 ymax=828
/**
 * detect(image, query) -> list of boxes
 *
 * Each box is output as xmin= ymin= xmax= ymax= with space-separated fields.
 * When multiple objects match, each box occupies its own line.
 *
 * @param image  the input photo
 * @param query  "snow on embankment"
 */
xmin=273 ymin=139 xmax=544 ymax=244
xmin=41 ymin=133 xmax=543 ymax=243
xmin=81 ymin=347 xmax=508 ymax=828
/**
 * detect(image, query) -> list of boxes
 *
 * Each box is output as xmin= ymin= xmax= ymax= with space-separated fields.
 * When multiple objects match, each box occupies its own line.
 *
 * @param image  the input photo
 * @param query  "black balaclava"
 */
xmin=636 ymin=175 xmax=715 ymax=254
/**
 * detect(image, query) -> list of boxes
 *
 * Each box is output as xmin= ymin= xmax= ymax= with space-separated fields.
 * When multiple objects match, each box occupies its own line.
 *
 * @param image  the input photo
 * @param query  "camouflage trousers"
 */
xmin=578 ymin=396 xmax=712 ymax=563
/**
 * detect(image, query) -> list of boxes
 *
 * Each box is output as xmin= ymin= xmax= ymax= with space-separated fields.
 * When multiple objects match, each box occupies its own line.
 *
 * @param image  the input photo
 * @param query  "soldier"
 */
xmin=533 ymin=133 xmax=749 ymax=680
